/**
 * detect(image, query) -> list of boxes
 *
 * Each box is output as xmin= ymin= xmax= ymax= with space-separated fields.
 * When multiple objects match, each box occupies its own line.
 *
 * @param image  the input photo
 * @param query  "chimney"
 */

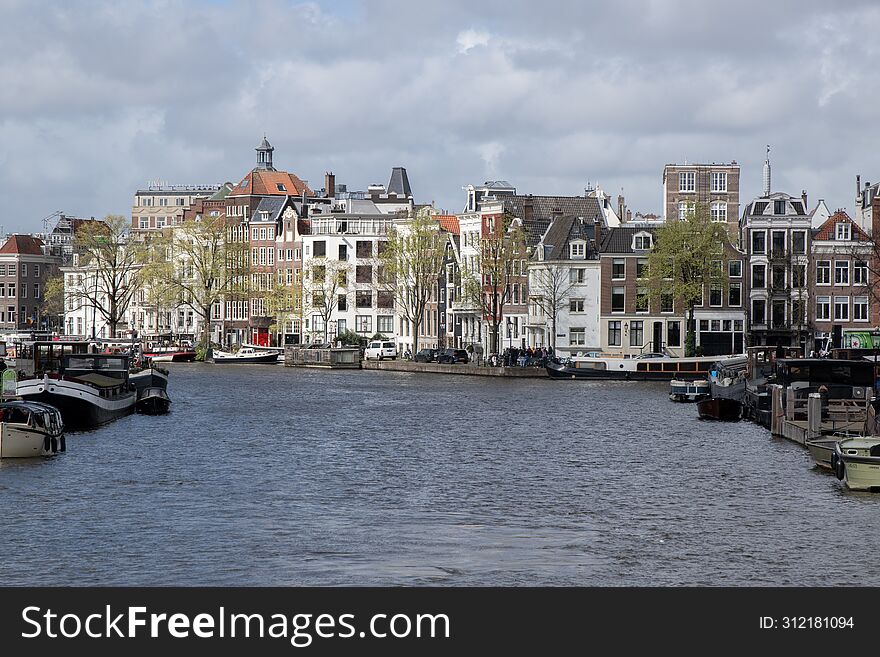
xmin=524 ymin=201 xmax=534 ymax=224
xmin=762 ymin=145 xmax=771 ymax=196
xmin=626 ymin=209 xmax=632 ymax=222
xmin=857 ymin=175 xmax=861 ymax=201
xmin=801 ymin=190 xmax=807 ymax=209
xmin=324 ymin=172 xmax=335 ymax=199
xmin=617 ymin=194 xmax=625 ymax=221
xmin=593 ymin=218 xmax=602 ymax=249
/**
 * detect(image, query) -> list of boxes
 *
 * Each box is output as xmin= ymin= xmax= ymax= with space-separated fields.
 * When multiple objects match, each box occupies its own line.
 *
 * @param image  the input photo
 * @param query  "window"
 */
xmin=356 ymin=265 xmax=373 ymax=284
xmin=633 ymin=233 xmax=653 ymax=250
xmin=834 ymin=296 xmax=849 ymax=321
xmin=34 ymin=264 xmax=40 ymax=278
xmin=569 ymin=268 xmax=586 ymax=284
xmin=139 ymin=218 xmax=149 ymax=229
xmin=259 ymin=247 xmax=266 ymax=265
xmin=728 ymin=260 xmax=742 ymax=278
xmin=710 ymin=202 xmax=727 ymax=222
xmin=355 ymin=315 xmax=372 ymax=334
xmin=336 ymin=319 xmax=347 ymax=334
xmin=711 ymin=172 xmax=727 ymax=192
xmin=854 ymin=260 xmax=868 ymax=285
xmin=0 ymin=284 xmax=5 ymax=297
xmin=356 ymin=241 xmax=373 ymax=258
xmin=752 ymin=264 xmax=766 ymax=289
xmin=608 ymin=321 xmax=621 ymax=346
xmin=752 ymin=299 xmax=766 ymax=325
xmin=728 ymin=283 xmax=741 ymax=306
xmin=377 ymin=292 xmax=394 ymax=308
xmin=635 ymin=287 xmax=649 ymax=313
xmin=678 ymin=202 xmax=694 ymax=220
xmin=612 ymin=259 xmax=625 ymax=279
xmin=629 ymin=320 xmax=643 ymax=347
xmin=734 ymin=320 xmax=743 ymax=332
xmin=313 ymin=241 xmax=326 ymax=257
xmin=252 ymin=227 xmax=259 ymax=241
xmin=711 ymin=320 xmax=722 ymax=332
xmin=792 ymin=231 xmax=806 ymax=254
xmin=660 ymin=293 xmax=673 ymax=313
xmin=611 ymin=286 xmax=625 ymax=313
xmin=667 ymin=321 xmax=681 ymax=347
xmin=276 ymin=183 xmax=287 ymax=192
xmin=570 ymin=328 xmax=586 ymax=346
xmin=377 ymin=315 xmax=394 ymax=334
xmin=20 ymin=285 xmax=26 ymax=298
xmin=679 ymin=171 xmax=695 ymax=192
xmin=772 ymin=265 xmax=785 ymax=289
xmin=569 ymin=298 xmax=584 ymax=313
xmin=836 ymin=222 xmax=851 ymax=241
xmin=854 ymin=296 xmax=869 ymax=321
xmin=816 ymin=260 xmax=831 ymax=285
xmin=21 ymin=264 xmax=26 ymax=278
xmin=338 ymin=244 xmax=348 ymax=261
xmin=8 ymin=283 xmax=14 ymax=298
xmin=259 ymin=228 xmax=267 ymax=241
xmin=771 ymin=231 xmax=785 ymax=256
xmin=338 ymin=294 xmax=347 ymax=311
xmin=774 ymin=200 xmax=786 ymax=215
xmin=723 ymin=320 xmax=732 ymax=332
xmin=636 ymin=259 xmax=648 ymax=279
xmin=835 ymin=261 xmax=849 ymax=285
xmin=356 ymin=291 xmax=372 ymax=308
xmin=791 ymin=264 xmax=806 ymax=288
xmin=570 ymin=242 xmax=585 ymax=259
xmin=751 ymin=231 xmax=766 ymax=254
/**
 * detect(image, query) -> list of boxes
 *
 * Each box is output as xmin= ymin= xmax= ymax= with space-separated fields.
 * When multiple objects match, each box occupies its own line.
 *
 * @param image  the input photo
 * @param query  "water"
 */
xmin=1 ymin=364 xmax=877 ymax=586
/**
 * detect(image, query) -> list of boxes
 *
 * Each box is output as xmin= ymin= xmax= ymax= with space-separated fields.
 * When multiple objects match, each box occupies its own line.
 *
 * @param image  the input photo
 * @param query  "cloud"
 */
xmin=2 ymin=0 xmax=880 ymax=229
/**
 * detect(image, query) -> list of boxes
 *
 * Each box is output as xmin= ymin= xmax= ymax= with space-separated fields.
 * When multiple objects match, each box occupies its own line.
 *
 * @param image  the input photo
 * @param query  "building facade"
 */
xmin=663 ymin=161 xmax=740 ymax=233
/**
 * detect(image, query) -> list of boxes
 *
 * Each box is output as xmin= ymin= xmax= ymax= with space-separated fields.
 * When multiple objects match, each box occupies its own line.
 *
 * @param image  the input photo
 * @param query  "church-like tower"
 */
xmin=255 ymin=135 xmax=275 ymax=171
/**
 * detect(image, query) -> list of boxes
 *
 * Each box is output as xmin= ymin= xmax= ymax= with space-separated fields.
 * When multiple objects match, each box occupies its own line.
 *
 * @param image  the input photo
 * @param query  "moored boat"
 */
xmin=143 ymin=347 xmax=196 ymax=363
xmin=546 ymin=353 xmax=736 ymax=381
xmin=806 ymin=437 xmax=840 ymax=470
xmin=669 ymin=379 xmax=710 ymax=402
xmin=136 ymin=387 xmax=171 ymax=415
xmin=129 ymin=366 xmax=169 ymax=395
xmin=696 ymin=397 xmax=742 ymax=421
xmin=208 ymin=347 xmax=279 ymax=364
xmin=0 ymin=401 xmax=65 ymax=458
xmin=832 ymin=437 xmax=880 ymax=491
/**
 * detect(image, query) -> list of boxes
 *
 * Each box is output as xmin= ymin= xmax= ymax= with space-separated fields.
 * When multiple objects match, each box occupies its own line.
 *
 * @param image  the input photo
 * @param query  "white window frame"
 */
xmin=834 ymin=261 xmax=849 ymax=286
xmin=711 ymin=171 xmax=727 ymax=192
xmin=679 ymin=171 xmax=695 ymax=192
xmin=816 ymin=296 xmax=831 ymax=321
xmin=834 ymin=296 xmax=849 ymax=321
xmin=710 ymin=201 xmax=727 ymax=222
xmin=854 ymin=296 xmax=869 ymax=322
xmin=816 ymin=260 xmax=831 ymax=286
xmin=836 ymin=222 xmax=851 ymax=241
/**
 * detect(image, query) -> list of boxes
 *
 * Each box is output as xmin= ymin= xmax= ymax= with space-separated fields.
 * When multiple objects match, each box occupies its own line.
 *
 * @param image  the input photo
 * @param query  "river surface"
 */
xmin=1 ymin=364 xmax=878 ymax=586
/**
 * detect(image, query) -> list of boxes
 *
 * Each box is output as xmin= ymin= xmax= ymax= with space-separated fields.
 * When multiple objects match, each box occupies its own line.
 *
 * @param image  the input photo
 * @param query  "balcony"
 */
xmin=310 ymin=217 xmax=392 ymax=236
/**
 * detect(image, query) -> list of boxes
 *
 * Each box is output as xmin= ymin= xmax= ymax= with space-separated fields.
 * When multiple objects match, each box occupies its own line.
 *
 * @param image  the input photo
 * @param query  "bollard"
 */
xmin=807 ymin=392 xmax=822 ymax=441
xmin=770 ymin=384 xmax=784 ymax=436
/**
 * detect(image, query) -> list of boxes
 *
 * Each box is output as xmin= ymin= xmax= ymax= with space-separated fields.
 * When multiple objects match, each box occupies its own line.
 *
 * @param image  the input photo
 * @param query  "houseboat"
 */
xmin=546 ymin=353 xmax=736 ymax=381
xmin=207 ymin=347 xmax=279 ymax=364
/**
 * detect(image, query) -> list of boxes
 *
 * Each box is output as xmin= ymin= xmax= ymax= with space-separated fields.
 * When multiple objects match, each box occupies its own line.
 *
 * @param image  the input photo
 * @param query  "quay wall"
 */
xmin=361 ymin=360 xmax=548 ymax=378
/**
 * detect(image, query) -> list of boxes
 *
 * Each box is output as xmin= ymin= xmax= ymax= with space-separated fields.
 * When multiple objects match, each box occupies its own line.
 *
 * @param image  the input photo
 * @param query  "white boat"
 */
xmin=547 ymin=353 xmax=742 ymax=381
xmin=669 ymin=379 xmax=710 ymax=402
xmin=832 ymin=437 xmax=880 ymax=490
xmin=208 ymin=347 xmax=279 ymax=364
xmin=0 ymin=401 xmax=65 ymax=458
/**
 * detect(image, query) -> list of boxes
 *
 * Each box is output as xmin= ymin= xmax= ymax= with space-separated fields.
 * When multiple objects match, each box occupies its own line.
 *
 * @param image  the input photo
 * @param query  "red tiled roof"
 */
xmin=435 ymin=214 xmax=460 ymax=234
xmin=0 ymin=234 xmax=44 ymax=256
xmin=229 ymin=169 xmax=314 ymax=197
xmin=813 ymin=210 xmax=870 ymax=241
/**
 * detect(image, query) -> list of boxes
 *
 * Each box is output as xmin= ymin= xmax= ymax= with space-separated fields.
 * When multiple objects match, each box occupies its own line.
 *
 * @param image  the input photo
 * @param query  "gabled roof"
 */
xmin=0 ymin=234 xmax=44 ymax=256
xmin=812 ymin=209 xmax=871 ymax=241
xmin=434 ymin=214 xmax=459 ymax=235
xmin=502 ymin=195 xmax=604 ymax=246
xmin=538 ymin=215 xmax=599 ymax=260
xmin=229 ymin=169 xmax=313 ymax=197
xmin=251 ymin=196 xmax=288 ymax=223
xmin=599 ymin=226 xmax=657 ymax=254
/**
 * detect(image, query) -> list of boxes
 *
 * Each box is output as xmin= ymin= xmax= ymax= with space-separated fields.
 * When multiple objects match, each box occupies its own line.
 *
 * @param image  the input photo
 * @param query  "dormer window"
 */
xmin=836 ymin=222 xmax=851 ymax=241
xmin=276 ymin=183 xmax=287 ymax=192
xmin=570 ymin=241 xmax=586 ymax=259
xmin=633 ymin=232 xmax=653 ymax=250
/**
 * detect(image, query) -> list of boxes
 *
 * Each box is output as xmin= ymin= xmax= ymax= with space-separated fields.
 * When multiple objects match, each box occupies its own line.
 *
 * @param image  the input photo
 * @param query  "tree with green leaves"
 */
xmin=145 ymin=212 xmax=250 ymax=354
xmin=41 ymin=273 xmax=65 ymax=332
xmin=264 ymin=278 xmax=302 ymax=346
xmin=461 ymin=213 xmax=527 ymax=355
xmin=646 ymin=203 xmax=730 ymax=356
xmin=380 ymin=208 xmax=447 ymax=354
xmin=69 ymin=214 xmax=146 ymax=338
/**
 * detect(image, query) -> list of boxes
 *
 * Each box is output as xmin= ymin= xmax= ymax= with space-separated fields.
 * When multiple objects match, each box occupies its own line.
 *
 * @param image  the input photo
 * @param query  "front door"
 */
xmin=653 ymin=321 xmax=664 ymax=353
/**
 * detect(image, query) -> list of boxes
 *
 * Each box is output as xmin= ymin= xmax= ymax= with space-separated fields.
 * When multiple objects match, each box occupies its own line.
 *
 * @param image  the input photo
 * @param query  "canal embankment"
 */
xmin=361 ymin=360 xmax=548 ymax=377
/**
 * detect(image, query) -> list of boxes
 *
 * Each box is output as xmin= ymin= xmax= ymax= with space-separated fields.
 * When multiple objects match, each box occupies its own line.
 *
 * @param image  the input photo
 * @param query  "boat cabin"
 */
xmin=16 ymin=341 xmax=93 ymax=378
xmin=776 ymin=358 xmax=876 ymax=395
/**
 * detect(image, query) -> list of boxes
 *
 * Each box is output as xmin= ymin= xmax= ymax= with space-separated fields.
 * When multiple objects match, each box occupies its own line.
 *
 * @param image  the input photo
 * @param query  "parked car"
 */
xmin=364 ymin=341 xmax=398 ymax=360
xmin=414 ymin=348 xmax=438 ymax=363
xmin=437 ymin=348 xmax=469 ymax=364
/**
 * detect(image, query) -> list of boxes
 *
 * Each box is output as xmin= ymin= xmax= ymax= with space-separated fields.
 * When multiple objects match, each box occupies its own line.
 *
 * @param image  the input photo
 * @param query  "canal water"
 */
xmin=2 ymin=364 xmax=878 ymax=586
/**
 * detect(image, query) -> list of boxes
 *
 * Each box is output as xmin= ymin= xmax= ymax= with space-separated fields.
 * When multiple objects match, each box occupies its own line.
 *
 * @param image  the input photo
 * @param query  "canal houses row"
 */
xmin=53 ymin=139 xmax=880 ymax=360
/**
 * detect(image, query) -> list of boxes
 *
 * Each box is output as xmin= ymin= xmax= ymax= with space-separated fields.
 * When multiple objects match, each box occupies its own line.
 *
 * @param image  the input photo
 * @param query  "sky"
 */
xmin=2 ymin=0 xmax=880 ymax=232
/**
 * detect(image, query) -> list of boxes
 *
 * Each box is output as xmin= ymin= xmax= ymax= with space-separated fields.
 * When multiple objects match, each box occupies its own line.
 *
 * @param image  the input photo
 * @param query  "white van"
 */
xmin=364 ymin=340 xmax=398 ymax=360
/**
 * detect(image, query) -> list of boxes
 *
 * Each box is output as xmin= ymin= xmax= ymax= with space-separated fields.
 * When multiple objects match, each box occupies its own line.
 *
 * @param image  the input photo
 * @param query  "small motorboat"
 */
xmin=136 ymin=387 xmax=171 ymax=415
xmin=0 ymin=400 xmax=65 ymax=458
xmin=669 ymin=379 xmax=710 ymax=402
xmin=696 ymin=397 xmax=742 ymax=421
xmin=208 ymin=347 xmax=280 ymax=364
xmin=806 ymin=437 xmax=840 ymax=470
xmin=142 ymin=346 xmax=196 ymax=362
xmin=832 ymin=437 xmax=880 ymax=491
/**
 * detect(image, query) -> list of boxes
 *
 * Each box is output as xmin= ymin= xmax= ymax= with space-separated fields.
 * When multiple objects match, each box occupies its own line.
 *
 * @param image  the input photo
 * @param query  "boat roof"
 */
xmin=0 ymin=400 xmax=61 ymax=414
xmin=839 ymin=437 xmax=880 ymax=448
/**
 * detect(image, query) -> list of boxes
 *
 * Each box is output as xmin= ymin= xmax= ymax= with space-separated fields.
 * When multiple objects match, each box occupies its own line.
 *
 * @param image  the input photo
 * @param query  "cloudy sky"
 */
xmin=2 ymin=0 xmax=880 ymax=232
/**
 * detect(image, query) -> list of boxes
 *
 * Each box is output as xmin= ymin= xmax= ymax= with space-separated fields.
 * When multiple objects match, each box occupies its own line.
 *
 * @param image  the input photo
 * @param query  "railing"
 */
xmin=310 ymin=218 xmax=392 ymax=236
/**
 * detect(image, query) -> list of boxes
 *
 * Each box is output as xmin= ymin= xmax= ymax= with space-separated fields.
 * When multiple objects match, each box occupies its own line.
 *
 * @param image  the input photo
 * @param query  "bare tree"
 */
xmin=303 ymin=258 xmax=351 ymax=343
xmin=529 ymin=264 xmax=575 ymax=350
xmin=380 ymin=209 xmax=446 ymax=354
xmin=69 ymin=215 xmax=146 ymax=338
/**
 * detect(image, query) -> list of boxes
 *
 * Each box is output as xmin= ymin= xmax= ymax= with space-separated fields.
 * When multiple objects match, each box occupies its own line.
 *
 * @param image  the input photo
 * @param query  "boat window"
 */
xmin=637 ymin=363 xmax=647 ymax=371
xmin=649 ymin=363 xmax=663 ymax=372
xmin=679 ymin=362 xmax=696 ymax=371
xmin=663 ymin=363 xmax=677 ymax=372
